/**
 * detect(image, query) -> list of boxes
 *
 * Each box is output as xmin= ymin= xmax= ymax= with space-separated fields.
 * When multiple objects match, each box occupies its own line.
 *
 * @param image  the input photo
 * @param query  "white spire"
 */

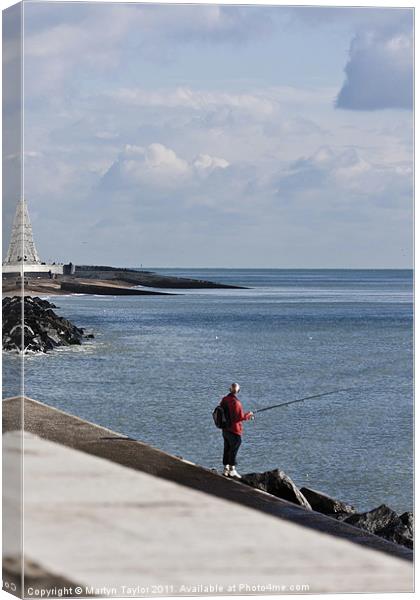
xmin=4 ymin=199 xmax=41 ymax=265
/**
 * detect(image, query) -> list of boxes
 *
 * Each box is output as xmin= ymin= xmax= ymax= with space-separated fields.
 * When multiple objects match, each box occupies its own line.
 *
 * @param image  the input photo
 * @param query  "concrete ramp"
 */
xmin=2 ymin=397 xmax=414 ymax=596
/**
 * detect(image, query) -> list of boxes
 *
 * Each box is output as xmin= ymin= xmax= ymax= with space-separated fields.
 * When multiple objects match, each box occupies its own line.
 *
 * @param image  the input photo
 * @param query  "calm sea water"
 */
xmin=3 ymin=269 xmax=413 ymax=513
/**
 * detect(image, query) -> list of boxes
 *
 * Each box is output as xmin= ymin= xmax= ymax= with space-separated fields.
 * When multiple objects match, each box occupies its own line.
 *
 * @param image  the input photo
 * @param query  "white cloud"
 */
xmin=193 ymin=153 xmax=230 ymax=174
xmin=135 ymin=4 xmax=273 ymax=44
xmin=277 ymin=145 xmax=412 ymax=204
xmin=336 ymin=29 xmax=413 ymax=110
xmin=23 ymin=4 xmax=273 ymax=95
xmin=108 ymin=85 xmax=332 ymax=118
xmin=284 ymin=6 xmax=413 ymax=112
xmin=24 ymin=5 xmax=136 ymax=94
xmin=102 ymin=143 xmax=230 ymax=190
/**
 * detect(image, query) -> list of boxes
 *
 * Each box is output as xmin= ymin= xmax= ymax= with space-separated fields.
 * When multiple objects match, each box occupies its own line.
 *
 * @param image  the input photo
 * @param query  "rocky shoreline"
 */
xmin=241 ymin=469 xmax=413 ymax=549
xmin=2 ymin=296 xmax=93 ymax=353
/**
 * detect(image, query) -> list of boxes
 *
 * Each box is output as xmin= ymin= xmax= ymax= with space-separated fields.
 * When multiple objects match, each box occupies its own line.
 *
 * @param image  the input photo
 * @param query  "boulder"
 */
xmin=332 ymin=503 xmax=413 ymax=549
xmin=300 ymin=487 xmax=355 ymax=516
xmin=400 ymin=511 xmax=413 ymax=537
xmin=242 ymin=469 xmax=312 ymax=509
xmin=3 ymin=296 xmax=92 ymax=353
xmin=344 ymin=504 xmax=400 ymax=535
xmin=377 ymin=519 xmax=413 ymax=549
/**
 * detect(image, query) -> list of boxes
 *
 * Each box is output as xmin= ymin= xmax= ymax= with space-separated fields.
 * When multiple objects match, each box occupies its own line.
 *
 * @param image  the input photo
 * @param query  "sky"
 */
xmin=3 ymin=2 xmax=414 ymax=268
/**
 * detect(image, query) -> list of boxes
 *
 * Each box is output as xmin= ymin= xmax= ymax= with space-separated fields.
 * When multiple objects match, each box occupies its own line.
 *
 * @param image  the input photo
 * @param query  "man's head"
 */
xmin=230 ymin=383 xmax=240 ymax=394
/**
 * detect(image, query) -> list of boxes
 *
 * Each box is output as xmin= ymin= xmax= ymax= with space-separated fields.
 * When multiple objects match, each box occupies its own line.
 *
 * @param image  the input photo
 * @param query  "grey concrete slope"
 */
xmin=3 ymin=430 xmax=414 ymax=595
xmin=3 ymin=397 xmax=413 ymax=565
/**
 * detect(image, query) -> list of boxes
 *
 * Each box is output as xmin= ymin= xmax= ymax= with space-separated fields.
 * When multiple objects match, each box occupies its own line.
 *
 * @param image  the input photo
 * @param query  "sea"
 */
xmin=2 ymin=269 xmax=413 ymax=513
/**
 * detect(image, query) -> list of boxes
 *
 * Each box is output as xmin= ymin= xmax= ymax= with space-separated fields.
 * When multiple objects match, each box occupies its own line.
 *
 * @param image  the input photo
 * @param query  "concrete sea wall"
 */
xmin=2 ymin=397 xmax=413 ymax=597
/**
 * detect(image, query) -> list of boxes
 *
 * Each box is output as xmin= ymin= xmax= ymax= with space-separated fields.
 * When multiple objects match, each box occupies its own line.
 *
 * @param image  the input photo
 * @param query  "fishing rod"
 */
xmin=252 ymin=387 xmax=356 ymax=415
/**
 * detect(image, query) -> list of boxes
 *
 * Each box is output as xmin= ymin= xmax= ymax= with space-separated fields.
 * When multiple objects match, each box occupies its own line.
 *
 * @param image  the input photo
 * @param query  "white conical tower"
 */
xmin=4 ymin=199 xmax=41 ymax=265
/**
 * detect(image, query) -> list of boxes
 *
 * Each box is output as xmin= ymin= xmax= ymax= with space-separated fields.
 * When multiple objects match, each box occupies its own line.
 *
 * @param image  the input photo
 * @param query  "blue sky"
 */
xmin=3 ymin=2 xmax=414 ymax=267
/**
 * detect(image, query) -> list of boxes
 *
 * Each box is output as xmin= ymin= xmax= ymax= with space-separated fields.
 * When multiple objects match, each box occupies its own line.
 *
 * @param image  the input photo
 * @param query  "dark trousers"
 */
xmin=222 ymin=430 xmax=242 ymax=466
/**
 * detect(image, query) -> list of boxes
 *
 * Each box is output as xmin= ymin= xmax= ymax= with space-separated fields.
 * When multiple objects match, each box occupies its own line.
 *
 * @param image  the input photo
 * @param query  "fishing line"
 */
xmin=252 ymin=387 xmax=356 ymax=415
xmin=251 ymin=385 xmax=410 ymax=416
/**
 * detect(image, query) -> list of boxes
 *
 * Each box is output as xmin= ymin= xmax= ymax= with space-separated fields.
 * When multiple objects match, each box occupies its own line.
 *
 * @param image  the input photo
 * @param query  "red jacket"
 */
xmin=220 ymin=393 xmax=252 ymax=435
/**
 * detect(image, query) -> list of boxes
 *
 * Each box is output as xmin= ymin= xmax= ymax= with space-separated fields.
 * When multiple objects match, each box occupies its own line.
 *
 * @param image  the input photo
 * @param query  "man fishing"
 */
xmin=220 ymin=383 xmax=254 ymax=478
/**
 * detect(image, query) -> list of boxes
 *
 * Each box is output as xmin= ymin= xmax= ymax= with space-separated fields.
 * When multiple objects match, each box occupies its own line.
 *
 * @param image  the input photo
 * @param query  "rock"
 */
xmin=300 ymin=487 xmax=355 ymax=516
xmin=336 ymin=504 xmax=413 ymax=549
xmin=2 ymin=296 xmax=88 ymax=353
xmin=344 ymin=504 xmax=400 ymax=535
xmin=400 ymin=511 xmax=413 ymax=536
xmin=326 ymin=511 xmax=354 ymax=521
xmin=242 ymin=469 xmax=312 ymax=509
xmin=378 ymin=519 xmax=413 ymax=549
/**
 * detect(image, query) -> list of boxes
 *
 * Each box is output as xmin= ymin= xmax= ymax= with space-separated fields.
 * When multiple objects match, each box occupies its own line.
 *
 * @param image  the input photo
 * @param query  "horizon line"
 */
xmin=121 ymin=266 xmax=414 ymax=271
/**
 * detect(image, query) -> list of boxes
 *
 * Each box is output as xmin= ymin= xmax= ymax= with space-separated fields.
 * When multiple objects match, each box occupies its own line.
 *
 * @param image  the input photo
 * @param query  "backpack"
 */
xmin=212 ymin=403 xmax=231 ymax=429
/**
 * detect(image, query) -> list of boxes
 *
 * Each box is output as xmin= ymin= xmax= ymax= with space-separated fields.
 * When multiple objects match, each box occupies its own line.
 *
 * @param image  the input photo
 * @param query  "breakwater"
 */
xmin=73 ymin=265 xmax=246 ymax=289
xmin=2 ymin=396 xmax=413 ymax=562
xmin=3 ymin=397 xmax=413 ymax=597
xmin=2 ymin=296 xmax=93 ymax=353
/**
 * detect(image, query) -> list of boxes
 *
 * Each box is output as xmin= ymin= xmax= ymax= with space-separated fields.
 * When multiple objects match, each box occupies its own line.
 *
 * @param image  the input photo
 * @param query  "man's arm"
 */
xmin=232 ymin=400 xmax=253 ymax=422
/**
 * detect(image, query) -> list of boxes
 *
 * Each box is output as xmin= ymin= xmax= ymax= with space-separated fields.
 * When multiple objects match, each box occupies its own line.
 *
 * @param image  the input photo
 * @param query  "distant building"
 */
xmin=3 ymin=199 xmax=65 ymax=276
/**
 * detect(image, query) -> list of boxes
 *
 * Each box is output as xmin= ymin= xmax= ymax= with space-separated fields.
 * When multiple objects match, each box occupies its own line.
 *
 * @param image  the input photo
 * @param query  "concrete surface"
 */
xmin=3 ymin=430 xmax=414 ymax=596
xmin=3 ymin=397 xmax=413 ymax=563
xmin=3 ymin=556 xmax=81 ymax=599
xmin=2 ymin=397 xmax=414 ymax=596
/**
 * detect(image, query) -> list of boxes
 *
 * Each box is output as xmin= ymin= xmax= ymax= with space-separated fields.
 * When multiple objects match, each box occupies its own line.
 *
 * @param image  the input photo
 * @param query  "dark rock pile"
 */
xmin=300 ymin=486 xmax=356 ymax=517
xmin=242 ymin=470 xmax=413 ymax=550
xmin=343 ymin=505 xmax=413 ymax=549
xmin=2 ymin=296 xmax=93 ymax=353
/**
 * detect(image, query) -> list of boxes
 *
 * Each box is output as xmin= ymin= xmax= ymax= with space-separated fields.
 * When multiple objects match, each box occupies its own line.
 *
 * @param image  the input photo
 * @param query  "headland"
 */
xmin=2 ymin=265 xmax=246 ymax=297
xmin=3 ymin=199 xmax=246 ymax=296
